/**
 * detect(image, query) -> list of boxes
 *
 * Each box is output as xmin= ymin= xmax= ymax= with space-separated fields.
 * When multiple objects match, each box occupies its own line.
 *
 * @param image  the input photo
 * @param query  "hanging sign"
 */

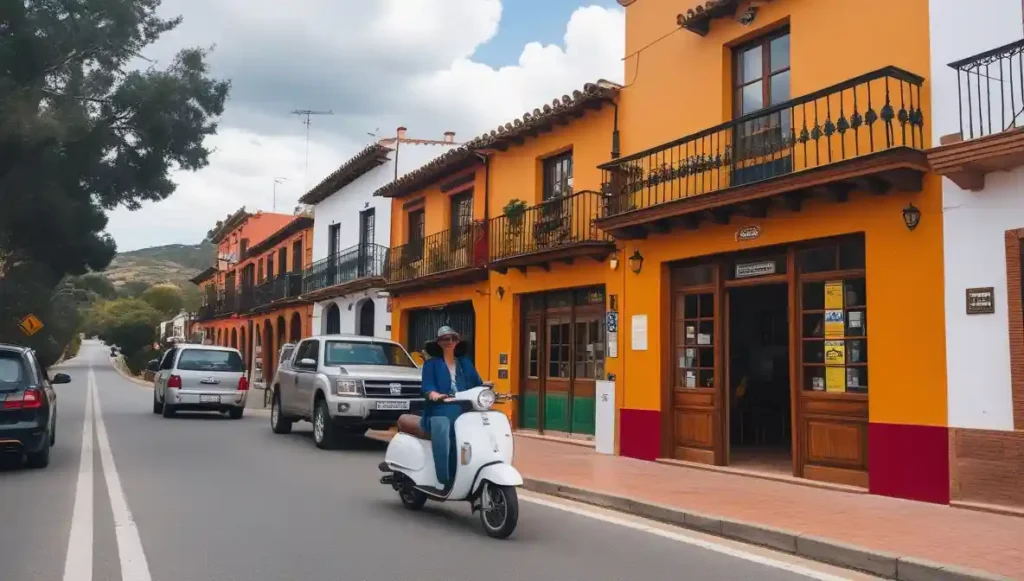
xmin=735 ymin=260 xmax=776 ymax=279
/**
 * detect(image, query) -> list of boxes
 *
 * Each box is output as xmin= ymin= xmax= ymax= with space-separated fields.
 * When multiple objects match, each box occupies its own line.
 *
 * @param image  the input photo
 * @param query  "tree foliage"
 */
xmin=68 ymin=273 xmax=118 ymax=300
xmin=86 ymin=297 xmax=162 ymax=372
xmin=140 ymin=283 xmax=183 ymax=316
xmin=0 ymin=0 xmax=230 ymax=280
xmin=0 ymin=262 xmax=86 ymax=367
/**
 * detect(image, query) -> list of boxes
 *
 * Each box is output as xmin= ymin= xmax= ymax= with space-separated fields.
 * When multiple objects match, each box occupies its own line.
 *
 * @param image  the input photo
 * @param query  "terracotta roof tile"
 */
xmin=298 ymin=144 xmax=392 ymax=205
xmin=207 ymin=207 xmax=251 ymax=244
xmin=373 ymin=80 xmax=620 ymax=199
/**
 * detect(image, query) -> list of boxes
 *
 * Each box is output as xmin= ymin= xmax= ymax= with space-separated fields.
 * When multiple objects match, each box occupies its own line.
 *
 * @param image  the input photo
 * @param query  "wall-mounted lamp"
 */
xmin=902 ymin=203 xmax=921 ymax=231
xmin=609 ymin=252 xmax=619 ymax=271
xmin=628 ymin=250 xmax=644 ymax=274
xmin=496 ymin=286 xmax=505 ymax=301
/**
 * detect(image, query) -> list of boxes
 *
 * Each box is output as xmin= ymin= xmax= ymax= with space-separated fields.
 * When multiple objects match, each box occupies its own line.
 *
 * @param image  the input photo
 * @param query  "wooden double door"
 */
xmin=667 ymin=236 xmax=870 ymax=487
xmin=520 ymin=287 xmax=606 ymax=436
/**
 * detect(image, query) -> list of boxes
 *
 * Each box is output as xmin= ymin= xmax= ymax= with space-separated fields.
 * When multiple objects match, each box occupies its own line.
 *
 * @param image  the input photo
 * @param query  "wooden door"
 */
xmin=670 ymin=264 xmax=726 ymax=465
xmin=570 ymin=311 xmax=604 ymax=435
xmin=543 ymin=315 xmax=573 ymax=432
xmin=520 ymin=315 xmax=542 ymax=430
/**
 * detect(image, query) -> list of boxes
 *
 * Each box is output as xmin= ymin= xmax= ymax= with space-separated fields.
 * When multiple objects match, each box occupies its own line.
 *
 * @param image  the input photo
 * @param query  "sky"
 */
xmin=105 ymin=0 xmax=625 ymax=252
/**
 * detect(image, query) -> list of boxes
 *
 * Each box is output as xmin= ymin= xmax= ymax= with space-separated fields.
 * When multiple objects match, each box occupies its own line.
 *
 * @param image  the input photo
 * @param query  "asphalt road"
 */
xmin=0 ymin=341 xmax=877 ymax=581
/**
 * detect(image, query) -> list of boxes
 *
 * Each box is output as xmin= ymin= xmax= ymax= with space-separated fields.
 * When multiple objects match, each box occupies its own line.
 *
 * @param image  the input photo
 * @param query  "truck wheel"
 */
xmin=312 ymin=399 xmax=338 ymax=449
xmin=270 ymin=391 xmax=292 ymax=434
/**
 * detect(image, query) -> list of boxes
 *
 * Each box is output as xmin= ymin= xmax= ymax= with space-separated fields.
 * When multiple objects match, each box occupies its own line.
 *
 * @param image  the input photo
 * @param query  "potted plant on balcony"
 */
xmin=503 ymin=198 xmax=528 ymax=235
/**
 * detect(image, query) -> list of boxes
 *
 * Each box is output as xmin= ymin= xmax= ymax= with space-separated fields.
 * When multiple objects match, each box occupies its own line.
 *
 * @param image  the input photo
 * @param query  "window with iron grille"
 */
xmin=542 ymin=152 xmax=573 ymax=200
xmin=449 ymin=190 xmax=473 ymax=248
xmin=407 ymin=208 xmax=425 ymax=262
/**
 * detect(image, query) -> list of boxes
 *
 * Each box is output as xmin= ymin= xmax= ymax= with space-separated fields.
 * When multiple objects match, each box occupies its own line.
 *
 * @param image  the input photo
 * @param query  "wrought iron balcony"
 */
xmin=215 ymin=288 xmax=237 ymax=316
xmin=302 ymin=243 xmax=388 ymax=296
xmin=949 ymin=39 xmax=1024 ymax=141
xmin=196 ymin=304 xmax=216 ymax=321
xmin=385 ymin=222 xmax=488 ymax=289
xmin=254 ymin=273 xmax=304 ymax=309
xmin=599 ymin=66 xmax=927 ymax=236
xmin=237 ymin=283 xmax=256 ymax=313
xmin=489 ymin=190 xmax=613 ymax=271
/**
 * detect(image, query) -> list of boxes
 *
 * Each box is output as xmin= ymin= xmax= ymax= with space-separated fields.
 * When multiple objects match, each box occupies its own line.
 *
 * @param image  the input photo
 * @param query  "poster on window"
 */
xmin=825 ymin=281 xmax=844 ymax=310
xmin=824 ymin=340 xmax=845 ymax=365
xmin=825 ymin=366 xmax=845 ymax=392
xmin=824 ymin=309 xmax=844 ymax=338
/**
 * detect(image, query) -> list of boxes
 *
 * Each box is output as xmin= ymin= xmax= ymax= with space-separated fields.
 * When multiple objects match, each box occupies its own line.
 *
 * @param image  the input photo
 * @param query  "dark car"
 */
xmin=0 ymin=344 xmax=70 ymax=468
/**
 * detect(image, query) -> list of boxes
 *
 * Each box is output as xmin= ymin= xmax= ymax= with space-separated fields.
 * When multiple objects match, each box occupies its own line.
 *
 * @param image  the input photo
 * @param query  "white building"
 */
xmin=159 ymin=311 xmax=190 ymax=342
xmin=928 ymin=0 xmax=1024 ymax=508
xmin=300 ymin=127 xmax=460 ymax=338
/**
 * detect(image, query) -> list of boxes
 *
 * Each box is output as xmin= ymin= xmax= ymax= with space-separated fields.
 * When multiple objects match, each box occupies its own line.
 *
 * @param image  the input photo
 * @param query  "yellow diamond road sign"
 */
xmin=18 ymin=314 xmax=43 ymax=337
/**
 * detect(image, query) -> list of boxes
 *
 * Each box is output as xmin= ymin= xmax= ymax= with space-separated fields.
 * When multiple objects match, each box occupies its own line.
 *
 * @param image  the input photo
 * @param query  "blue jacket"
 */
xmin=420 ymin=354 xmax=483 ymax=427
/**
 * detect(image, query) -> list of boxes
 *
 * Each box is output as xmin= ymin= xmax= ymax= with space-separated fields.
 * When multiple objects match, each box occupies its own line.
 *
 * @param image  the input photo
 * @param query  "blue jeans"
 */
xmin=426 ymin=416 xmax=457 ymax=487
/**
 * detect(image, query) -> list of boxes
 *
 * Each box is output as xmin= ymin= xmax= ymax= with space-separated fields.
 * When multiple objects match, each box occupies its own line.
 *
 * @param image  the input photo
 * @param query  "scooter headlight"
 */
xmin=476 ymin=388 xmax=496 ymax=410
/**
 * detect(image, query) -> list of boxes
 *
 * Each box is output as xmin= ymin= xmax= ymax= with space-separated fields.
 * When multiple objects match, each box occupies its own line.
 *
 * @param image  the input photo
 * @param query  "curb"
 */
xmin=521 ymin=479 xmax=1013 ymax=581
xmin=107 ymin=356 xmax=153 ymax=388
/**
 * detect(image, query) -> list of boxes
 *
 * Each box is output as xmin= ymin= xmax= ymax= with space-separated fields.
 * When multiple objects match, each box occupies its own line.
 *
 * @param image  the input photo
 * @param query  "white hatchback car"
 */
xmin=149 ymin=345 xmax=248 ymax=419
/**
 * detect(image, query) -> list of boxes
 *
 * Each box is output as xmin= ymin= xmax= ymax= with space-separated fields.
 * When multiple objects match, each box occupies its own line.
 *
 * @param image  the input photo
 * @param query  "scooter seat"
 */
xmin=397 ymin=414 xmax=430 ymax=440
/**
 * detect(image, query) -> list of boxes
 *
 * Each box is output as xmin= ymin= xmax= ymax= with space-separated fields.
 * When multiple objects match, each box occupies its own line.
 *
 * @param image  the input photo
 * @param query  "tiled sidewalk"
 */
xmin=512 ymin=437 xmax=1024 ymax=579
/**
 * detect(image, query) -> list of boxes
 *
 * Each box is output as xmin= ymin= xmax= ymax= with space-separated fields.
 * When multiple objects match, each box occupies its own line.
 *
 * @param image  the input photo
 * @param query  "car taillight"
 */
xmin=167 ymin=375 xmax=182 ymax=389
xmin=237 ymin=376 xmax=249 ymax=391
xmin=2 ymin=389 xmax=43 ymax=410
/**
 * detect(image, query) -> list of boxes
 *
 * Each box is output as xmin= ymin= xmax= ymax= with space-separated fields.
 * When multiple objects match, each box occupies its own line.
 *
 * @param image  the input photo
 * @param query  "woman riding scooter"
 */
xmin=401 ymin=326 xmax=483 ymax=494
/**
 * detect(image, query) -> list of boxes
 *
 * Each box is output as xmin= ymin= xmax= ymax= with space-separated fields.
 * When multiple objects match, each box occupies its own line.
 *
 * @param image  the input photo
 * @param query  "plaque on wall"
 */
xmin=966 ymin=287 xmax=995 ymax=315
xmin=497 ymin=368 xmax=509 ymax=380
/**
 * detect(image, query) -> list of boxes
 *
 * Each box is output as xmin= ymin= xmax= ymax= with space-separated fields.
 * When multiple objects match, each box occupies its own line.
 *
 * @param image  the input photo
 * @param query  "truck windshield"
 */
xmin=177 ymin=349 xmax=245 ymax=372
xmin=324 ymin=341 xmax=416 ymax=368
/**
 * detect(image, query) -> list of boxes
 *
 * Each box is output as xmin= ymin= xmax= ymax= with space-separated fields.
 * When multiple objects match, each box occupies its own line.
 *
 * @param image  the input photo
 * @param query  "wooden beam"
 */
xmin=675 ymin=214 xmax=701 ymax=230
xmin=645 ymin=220 xmax=671 ymax=234
xmin=740 ymin=198 xmax=770 ymax=218
xmin=853 ymin=176 xmax=890 ymax=195
xmin=782 ymin=191 xmax=804 ymax=212
xmin=824 ymin=183 xmax=854 ymax=203
xmin=562 ymin=257 xmax=574 ymax=265
xmin=514 ymin=266 xmax=527 ymax=275
xmin=710 ymin=208 xmax=732 ymax=225
xmin=885 ymin=168 xmax=925 ymax=192
xmin=539 ymin=262 xmax=551 ymax=272
xmin=439 ymin=172 xmax=475 ymax=193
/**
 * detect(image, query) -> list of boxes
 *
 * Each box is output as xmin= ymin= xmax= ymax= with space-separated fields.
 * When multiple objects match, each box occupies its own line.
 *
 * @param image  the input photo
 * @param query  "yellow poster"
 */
xmin=825 ymin=366 xmax=846 ymax=392
xmin=824 ymin=340 xmax=845 ymax=365
xmin=824 ymin=309 xmax=845 ymax=338
xmin=825 ymin=281 xmax=844 ymax=310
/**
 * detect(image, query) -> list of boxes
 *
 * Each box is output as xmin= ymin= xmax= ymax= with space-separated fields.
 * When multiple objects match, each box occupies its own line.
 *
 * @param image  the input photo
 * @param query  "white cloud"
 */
xmin=107 ymin=1 xmax=624 ymax=252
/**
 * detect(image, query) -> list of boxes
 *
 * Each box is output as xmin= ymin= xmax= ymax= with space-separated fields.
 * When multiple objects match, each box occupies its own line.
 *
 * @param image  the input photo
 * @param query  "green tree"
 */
xmin=69 ymin=273 xmax=118 ymax=301
xmin=87 ymin=298 xmax=162 ymax=373
xmin=0 ymin=262 xmax=86 ymax=367
xmin=140 ymin=283 xmax=183 ymax=316
xmin=118 ymin=281 xmax=151 ymax=298
xmin=0 ymin=0 xmax=231 ymax=282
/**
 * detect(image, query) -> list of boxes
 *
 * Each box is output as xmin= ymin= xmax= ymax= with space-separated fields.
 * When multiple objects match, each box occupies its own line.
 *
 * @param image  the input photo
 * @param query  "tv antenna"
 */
xmin=272 ymin=177 xmax=287 ymax=212
xmin=291 ymin=109 xmax=334 ymax=187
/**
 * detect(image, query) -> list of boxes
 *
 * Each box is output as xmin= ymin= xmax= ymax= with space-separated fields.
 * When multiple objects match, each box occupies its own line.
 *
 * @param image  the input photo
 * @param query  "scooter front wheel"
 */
xmin=479 ymin=483 xmax=519 ymax=539
xmin=399 ymin=486 xmax=427 ymax=510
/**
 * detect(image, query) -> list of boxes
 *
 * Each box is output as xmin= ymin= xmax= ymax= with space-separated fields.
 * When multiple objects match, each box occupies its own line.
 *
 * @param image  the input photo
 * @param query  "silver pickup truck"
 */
xmin=269 ymin=334 xmax=423 ymax=449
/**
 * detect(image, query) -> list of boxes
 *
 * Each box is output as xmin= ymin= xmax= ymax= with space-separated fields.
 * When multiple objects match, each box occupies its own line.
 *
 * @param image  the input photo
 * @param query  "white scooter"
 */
xmin=379 ymin=385 xmax=523 ymax=538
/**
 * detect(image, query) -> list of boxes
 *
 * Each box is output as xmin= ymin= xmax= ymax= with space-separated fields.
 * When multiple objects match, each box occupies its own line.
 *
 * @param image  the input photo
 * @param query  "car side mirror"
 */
xmin=52 ymin=373 xmax=71 ymax=384
xmin=298 ymin=358 xmax=317 ymax=369
xmin=146 ymin=360 xmax=160 ymax=373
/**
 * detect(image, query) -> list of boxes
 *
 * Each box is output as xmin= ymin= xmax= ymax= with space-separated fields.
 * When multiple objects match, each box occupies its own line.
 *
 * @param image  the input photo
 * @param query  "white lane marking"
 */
xmin=62 ymin=366 xmax=94 ymax=581
xmin=520 ymin=493 xmax=859 ymax=581
xmin=89 ymin=368 xmax=153 ymax=581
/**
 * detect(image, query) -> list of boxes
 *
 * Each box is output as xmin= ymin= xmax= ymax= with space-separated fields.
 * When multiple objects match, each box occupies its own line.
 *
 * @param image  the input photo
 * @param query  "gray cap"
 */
xmin=436 ymin=325 xmax=459 ymax=339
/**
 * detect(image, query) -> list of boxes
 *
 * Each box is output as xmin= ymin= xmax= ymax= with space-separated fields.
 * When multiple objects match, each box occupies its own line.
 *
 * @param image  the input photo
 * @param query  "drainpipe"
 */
xmin=610 ymin=100 xmax=621 ymax=160
xmin=474 ymin=152 xmax=492 ymax=379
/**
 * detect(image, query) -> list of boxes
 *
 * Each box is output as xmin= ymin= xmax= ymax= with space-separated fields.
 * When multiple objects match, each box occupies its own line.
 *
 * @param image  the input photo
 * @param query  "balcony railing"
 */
xmin=600 ymin=66 xmax=925 ymax=216
xmin=489 ymin=190 xmax=611 ymax=262
xmin=385 ymin=222 xmax=488 ymax=285
xmin=196 ymin=304 xmax=216 ymax=321
xmin=302 ymin=243 xmax=388 ymax=295
xmin=215 ymin=288 xmax=237 ymax=316
xmin=949 ymin=39 xmax=1024 ymax=141
xmin=254 ymin=273 xmax=304 ymax=309
xmin=237 ymin=283 xmax=256 ymax=313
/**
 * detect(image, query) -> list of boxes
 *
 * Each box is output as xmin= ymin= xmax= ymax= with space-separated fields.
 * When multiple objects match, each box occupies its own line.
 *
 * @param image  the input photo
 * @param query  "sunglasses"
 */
xmin=439 ymin=335 xmax=459 ymax=343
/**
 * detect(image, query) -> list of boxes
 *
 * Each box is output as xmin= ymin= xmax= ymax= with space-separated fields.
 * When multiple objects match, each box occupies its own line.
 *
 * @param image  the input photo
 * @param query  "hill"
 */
xmin=104 ymin=241 xmax=216 ymax=288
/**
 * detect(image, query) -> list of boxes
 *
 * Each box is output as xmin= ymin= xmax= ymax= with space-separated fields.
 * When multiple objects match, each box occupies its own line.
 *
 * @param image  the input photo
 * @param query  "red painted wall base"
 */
xmin=620 ymin=408 xmax=660 ymax=461
xmin=868 ymin=422 xmax=950 ymax=505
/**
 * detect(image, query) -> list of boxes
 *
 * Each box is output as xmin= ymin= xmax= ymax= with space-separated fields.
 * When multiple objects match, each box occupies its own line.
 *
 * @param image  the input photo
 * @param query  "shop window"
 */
xmin=574 ymin=318 xmax=606 ymax=379
xmin=677 ymin=292 xmax=716 ymax=389
xmin=547 ymin=320 xmax=571 ymax=378
xmin=801 ymin=277 xmax=867 ymax=394
xmin=527 ymin=322 xmax=539 ymax=379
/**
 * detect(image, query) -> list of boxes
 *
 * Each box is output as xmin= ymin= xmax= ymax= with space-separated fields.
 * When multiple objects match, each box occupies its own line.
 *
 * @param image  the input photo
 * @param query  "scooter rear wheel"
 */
xmin=399 ymin=486 xmax=427 ymax=510
xmin=479 ymin=483 xmax=519 ymax=539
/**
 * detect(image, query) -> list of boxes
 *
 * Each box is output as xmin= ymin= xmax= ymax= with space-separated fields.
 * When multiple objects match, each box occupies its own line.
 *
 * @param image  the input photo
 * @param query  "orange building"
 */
xmin=377 ymin=0 xmax=948 ymax=505
xmin=190 ymin=208 xmax=315 ymax=386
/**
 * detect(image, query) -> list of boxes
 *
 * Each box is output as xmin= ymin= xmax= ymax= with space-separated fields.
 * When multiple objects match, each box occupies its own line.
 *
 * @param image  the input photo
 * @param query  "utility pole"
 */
xmin=272 ymin=177 xmax=287 ymax=212
xmin=291 ymin=109 xmax=333 ymax=189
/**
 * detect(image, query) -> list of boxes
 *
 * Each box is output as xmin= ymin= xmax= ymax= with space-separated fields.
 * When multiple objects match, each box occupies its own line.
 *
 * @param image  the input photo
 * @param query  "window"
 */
xmin=295 ymin=340 xmax=320 ymax=366
xmin=257 ymin=261 xmax=264 ymax=283
xmin=733 ymin=28 xmax=792 ymax=176
xmin=526 ymin=322 xmax=539 ymax=379
xmin=677 ymin=293 xmax=716 ymax=388
xmin=547 ymin=319 xmax=571 ymax=378
xmin=543 ymin=151 xmax=573 ymax=200
xmin=159 ymin=349 xmax=176 ymax=370
xmin=449 ymin=191 xmax=473 ymax=248
xmin=324 ymin=341 xmax=416 ymax=368
xmin=328 ymin=223 xmax=341 ymax=257
xmin=799 ymin=238 xmax=867 ymax=394
xmin=177 ymin=349 xmax=244 ymax=372
xmin=278 ymin=247 xmax=288 ymax=276
xmin=407 ymin=208 xmax=425 ymax=261
xmin=359 ymin=208 xmax=376 ymax=246
xmin=267 ymin=254 xmax=275 ymax=279
xmin=574 ymin=318 xmax=606 ymax=379
xmin=278 ymin=344 xmax=296 ymax=368
xmin=292 ymin=240 xmax=303 ymax=272
xmin=0 ymin=351 xmax=26 ymax=384
xmin=240 ymin=238 xmax=249 ymax=257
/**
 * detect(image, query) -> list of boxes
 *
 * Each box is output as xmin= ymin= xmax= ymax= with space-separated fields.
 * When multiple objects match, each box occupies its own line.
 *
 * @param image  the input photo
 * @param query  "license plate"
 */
xmin=376 ymin=400 xmax=409 ymax=411
xmin=199 ymin=395 xmax=220 ymax=403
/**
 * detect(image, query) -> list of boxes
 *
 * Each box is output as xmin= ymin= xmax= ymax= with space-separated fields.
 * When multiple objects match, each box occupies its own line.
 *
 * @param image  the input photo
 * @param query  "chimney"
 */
xmin=443 ymin=131 xmax=455 ymax=144
xmin=396 ymin=126 xmax=407 ymax=140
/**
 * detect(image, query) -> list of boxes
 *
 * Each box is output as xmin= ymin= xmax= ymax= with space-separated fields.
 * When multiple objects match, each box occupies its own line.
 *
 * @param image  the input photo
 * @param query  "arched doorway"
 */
xmin=358 ymin=299 xmax=375 ymax=337
xmin=276 ymin=315 xmax=286 ymax=348
xmin=290 ymin=312 xmax=302 ymax=343
xmin=216 ymin=328 xmax=222 ymax=345
xmin=326 ymin=303 xmax=341 ymax=334
xmin=230 ymin=328 xmax=238 ymax=349
xmin=263 ymin=319 xmax=274 ymax=384
xmin=240 ymin=327 xmax=248 ymax=369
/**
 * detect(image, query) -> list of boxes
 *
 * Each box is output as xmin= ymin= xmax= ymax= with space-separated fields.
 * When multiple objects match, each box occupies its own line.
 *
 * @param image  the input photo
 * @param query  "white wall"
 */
xmin=312 ymin=294 xmax=391 ymax=338
xmin=933 ymin=0 xmax=1024 ymax=430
